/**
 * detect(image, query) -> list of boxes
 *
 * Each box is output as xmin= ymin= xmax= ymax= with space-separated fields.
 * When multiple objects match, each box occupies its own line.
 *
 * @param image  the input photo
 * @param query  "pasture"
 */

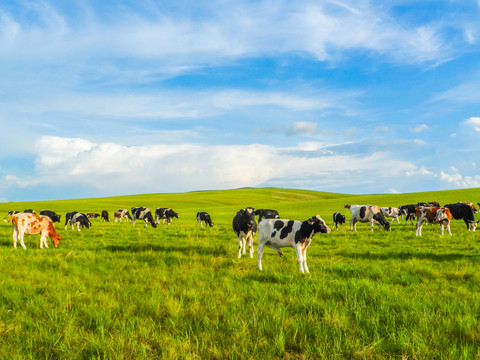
xmin=0 ymin=187 xmax=479 ymax=359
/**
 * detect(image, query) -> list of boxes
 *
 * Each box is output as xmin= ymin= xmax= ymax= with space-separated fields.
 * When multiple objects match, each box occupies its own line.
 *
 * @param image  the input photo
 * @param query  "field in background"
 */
xmin=0 ymin=187 xmax=479 ymax=359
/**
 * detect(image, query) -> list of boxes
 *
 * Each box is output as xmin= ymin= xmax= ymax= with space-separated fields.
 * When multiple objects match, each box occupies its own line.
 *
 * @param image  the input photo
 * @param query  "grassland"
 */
xmin=0 ymin=187 xmax=479 ymax=359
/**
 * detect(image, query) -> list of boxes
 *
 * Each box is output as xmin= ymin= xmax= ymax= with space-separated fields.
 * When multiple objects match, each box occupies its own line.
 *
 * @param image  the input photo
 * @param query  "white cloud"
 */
xmin=287 ymin=121 xmax=319 ymax=136
xmin=4 ymin=136 xmax=416 ymax=195
xmin=410 ymin=124 xmax=429 ymax=133
xmin=440 ymin=168 xmax=480 ymax=188
xmin=405 ymin=166 xmax=438 ymax=177
xmin=465 ymin=117 xmax=480 ymax=131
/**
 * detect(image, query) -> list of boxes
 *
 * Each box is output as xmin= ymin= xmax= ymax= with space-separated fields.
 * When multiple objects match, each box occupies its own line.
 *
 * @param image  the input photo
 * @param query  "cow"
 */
xmin=114 ymin=209 xmax=132 ymax=222
xmin=196 ymin=212 xmax=214 ymax=227
xmin=4 ymin=210 xmax=19 ymax=222
xmin=101 ymin=210 xmax=110 ymax=222
xmin=332 ymin=212 xmax=346 ymax=230
xmin=233 ymin=207 xmax=257 ymax=258
xmin=155 ymin=208 xmax=179 ymax=225
xmin=70 ymin=213 xmax=92 ymax=231
xmin=257 ymin=215 xmax=331 ymax=273
xmin=443 ymin=203 xmax=477 ymax=231
xmin=460 ymin=202 xmax=478 ymax=214
xmin=87 ymin=212 xmax=101 ymax=219
xmin=398 ymin=205 xmax=417 ymax=225
xmin=415 ymin=206 xmax=452 ymax=236
xmin=345 ymin=204 xmax=391 ymax=231
xmin=131 ymin=207 xmax=157 ymax=228
xmin=64 ymin=211 xmax=79 ymax=230
xmin=23 ymin=209 xmax=36 ymax=214
xmin=10 ymin=213 xmax=62 ymax=249
xmin=380 ymin=207 xmax=401 ymax=224
xmin=39 ymin=210 xmax=61 ymax=223
xmin=254 ymin=209 xmax=280 ymax=222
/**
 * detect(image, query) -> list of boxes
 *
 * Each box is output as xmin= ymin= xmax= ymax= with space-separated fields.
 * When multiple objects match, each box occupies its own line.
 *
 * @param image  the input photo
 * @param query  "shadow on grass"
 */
xmin=337 ymin=251 xmax=478 ymax=262
xmin=105 ymin=243 xmax=229 ymax=256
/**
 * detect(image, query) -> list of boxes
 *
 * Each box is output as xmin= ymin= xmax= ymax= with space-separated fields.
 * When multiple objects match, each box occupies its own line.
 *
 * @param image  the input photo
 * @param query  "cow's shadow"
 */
xmin=335 ymin=251 xmax=477 ymax=262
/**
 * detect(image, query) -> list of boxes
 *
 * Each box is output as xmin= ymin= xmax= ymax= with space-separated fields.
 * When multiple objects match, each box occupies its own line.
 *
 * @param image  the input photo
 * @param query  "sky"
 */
xmin=1 ymin=0 xmax=480 ymax=202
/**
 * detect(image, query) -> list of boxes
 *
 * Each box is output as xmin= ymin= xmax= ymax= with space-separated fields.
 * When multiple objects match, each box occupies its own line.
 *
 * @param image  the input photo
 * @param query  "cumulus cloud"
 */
xmin=440 ymin=167 xmax=480 ymax=188
xmin=4 ymin=136 xmax=416 ymax=196
xmin=465 ymin=117 xmax=480 ymax=131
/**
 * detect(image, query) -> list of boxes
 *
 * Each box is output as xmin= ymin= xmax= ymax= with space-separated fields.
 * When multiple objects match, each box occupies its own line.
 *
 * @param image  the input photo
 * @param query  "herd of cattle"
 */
xmin=3 ymin=200 xmax=479 ymax=273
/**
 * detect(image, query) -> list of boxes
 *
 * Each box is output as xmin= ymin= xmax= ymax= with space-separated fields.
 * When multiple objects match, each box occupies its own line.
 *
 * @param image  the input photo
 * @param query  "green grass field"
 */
xmin=0 ymin=188 xmax=479 ymax=359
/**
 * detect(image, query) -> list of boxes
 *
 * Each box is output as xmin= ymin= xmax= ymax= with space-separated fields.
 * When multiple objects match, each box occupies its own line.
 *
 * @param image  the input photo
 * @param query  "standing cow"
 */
xmin=155 ymin=208 xmax=179 ymax=225
xmin=443 ymin=203 xmax=477 ymax=231
xmin=101 ymin=210 xmax=110 ymax=222
xmin=415 ymin=206 xmax=452 ymax=236
xmin=39 ymin=210 xmax=61 ymax=223
xmin=10 ymin=213 xmax=62 ymax=249
xmin=233 ymin=207 xmax=257 ymax=258
xmin=71 ymin=213 xmax=92 ymax=231
xmin=380 ymin=207 xmax=401 ymax=224
xmin=257 ymin=215 xmax=330 ymax=273
xmin=332 ymin=212 xmax=346 ymax=230
xmin=345 ymin=204 xmax=391 ymax=231
xmin=196 ymin=212 xmax=214 ymax=227
xmin=114 ymin=209 xmax=132 ymax=222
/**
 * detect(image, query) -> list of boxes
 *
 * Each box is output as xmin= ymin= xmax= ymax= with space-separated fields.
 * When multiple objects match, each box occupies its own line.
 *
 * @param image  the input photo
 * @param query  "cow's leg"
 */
xmin=445 ymin=221 xmax=452 ymax=236
xmin=370 ymin=219 xmax=375 ymax=232
xmin=19 ymin=232 xmax=27 ymax=250
xmin=415 ymin=220 xmax=423 ymax=236
xmin=238 ymin=236 xmax=244 ymax=258
xmin=350 ymin=218 xmax=354 ymax=231
xmin=301 ymin=245 xmax=310 ymax=274
xmin=248 ymin=232 xmax=254 ymax=258
xmin=77 ymin=222 xmax=81 ymax=231
xmin=266 ymin=243 xmax=284 ymax=258
xmin=12 ymin=228 xmax=18 ymax=249
xmin=257 ymin=240 xmax=265 ymax=270
xmin=294 ymin=244 xmax=305 ymax=273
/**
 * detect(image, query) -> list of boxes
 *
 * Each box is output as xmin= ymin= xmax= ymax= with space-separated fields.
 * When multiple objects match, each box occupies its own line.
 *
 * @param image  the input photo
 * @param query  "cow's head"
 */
xmin=373 ymin=212 xmax=391 ymax=231
xmin=338 ymin=214 xmax=346 ymax=223
xmin=344 ymin=204 xmax=351 ymax=209
xmin=308 ymin=215 xmax=331 ymax=234
xmin=434 ymin=207 xmax=451 ymax=223
xmin=239 ymin=207 xmax=256 ymax=228
xmin=47 ymin=222 xmax=62 ymax=247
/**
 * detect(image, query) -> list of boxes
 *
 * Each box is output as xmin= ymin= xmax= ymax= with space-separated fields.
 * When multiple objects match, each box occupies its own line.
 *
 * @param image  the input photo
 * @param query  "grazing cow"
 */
xmin=398 ymin=205 xmax=417 ymax=225
xmin=71 ymin=213 xmax=92 ymax=231
xmin=10 ymin=213 xmax=62 ymax=249
xmin=23 ymin=209 xmax=36 ymax=214
xmin=155 ymin=208 xmax=179 ymax=225
xmin=415 ymin=206 xmax=452 ymax=236
xmin=233 ymin=207 xmax=257 ymax=258
xmin=345 ymin=205 xmax=391 ymax=231
xmin=101 ymin=210 xmax=110 ymax=222
xmin=39 ymin=210 xmax=61 ymax=223
xmin=131 ymin=207 xmax=157 ymax=228
xmin=257 ymin=215 xmax=331 ymax=273
xmin=87 ymin=212 xmax=101 ymax=219
xmin=443 ymin=203 xmax=477 ymax=231
xmin=114 ymin=209 xmax=132 ymax=222
xmin=332 ymin=212 xmax=346 ymax=230
xmin=380 ymin=207 xmax=401 ymax=224
xmin=196 ymin=212 xmax=214 ymax=227
xmin=254 ymin=209 xmax=280 ymax=222
xmin=64 ymin=211 xmax=79 ymax=230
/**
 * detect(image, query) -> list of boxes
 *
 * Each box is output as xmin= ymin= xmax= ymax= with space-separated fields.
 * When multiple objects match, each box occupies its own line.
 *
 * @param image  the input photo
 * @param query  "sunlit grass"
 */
xmin=0 ymin=188 xmax=479 ymax=358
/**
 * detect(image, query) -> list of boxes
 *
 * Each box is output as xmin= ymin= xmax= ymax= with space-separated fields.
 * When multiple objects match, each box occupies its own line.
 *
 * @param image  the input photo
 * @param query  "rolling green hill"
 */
xmin=0 ymin=187 xmax=479 ymax=359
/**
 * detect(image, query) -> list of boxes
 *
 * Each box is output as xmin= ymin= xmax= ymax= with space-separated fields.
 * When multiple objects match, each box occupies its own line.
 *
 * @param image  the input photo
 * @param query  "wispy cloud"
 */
xmin=410 ymin=124 xmax=429 ymax=133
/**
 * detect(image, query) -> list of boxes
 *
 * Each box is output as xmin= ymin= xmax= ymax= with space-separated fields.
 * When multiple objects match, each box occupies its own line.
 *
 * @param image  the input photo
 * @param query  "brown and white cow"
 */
xmin=10 ymin=213 xmax=62 ymax=249
xmin=415 ymin=206 xmax=452 ymax=236
xmin=114 ymin=209 xmax=132 ymax=222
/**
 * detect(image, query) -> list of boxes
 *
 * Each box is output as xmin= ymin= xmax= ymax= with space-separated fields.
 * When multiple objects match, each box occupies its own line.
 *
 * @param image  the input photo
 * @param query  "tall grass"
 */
xmin=0 ymin=188 xmax=479 ymax=359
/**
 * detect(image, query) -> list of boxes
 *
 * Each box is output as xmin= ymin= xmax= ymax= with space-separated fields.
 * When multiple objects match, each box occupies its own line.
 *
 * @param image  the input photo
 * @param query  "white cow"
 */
xmin=345 ymin=204 xmax=391 ymax=231
xmin=380 ymin=207 xmax=401 ymax=224
xmin=257 ymin=215 xmax=330 ymax=273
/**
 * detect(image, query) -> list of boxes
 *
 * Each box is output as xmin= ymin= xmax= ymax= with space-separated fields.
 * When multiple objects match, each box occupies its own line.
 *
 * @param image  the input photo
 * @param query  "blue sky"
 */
xmin=1 ymin=0 xmax=480 ymax=201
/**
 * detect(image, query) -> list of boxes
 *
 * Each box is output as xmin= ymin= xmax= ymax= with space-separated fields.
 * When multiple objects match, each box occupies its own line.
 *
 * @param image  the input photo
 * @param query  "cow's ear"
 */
xmin=308 ymin=216 xmax=316 ymax=224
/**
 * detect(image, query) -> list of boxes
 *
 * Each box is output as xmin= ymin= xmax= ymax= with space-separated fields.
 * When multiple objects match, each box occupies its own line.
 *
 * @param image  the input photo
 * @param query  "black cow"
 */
xmin=155 ymin=208 xmax=179 ymax=225
xmin=101 ymin=210 xmax=110 ymax=222
xmin=71 ymin=213 xmax=91 ymax=231
xmin=131 ymin=207 xmax=157 ymax=228
xmin=196 ymin=212 xmax=214 ymax=227
xmin=23 ymin=209 xmax=36 ymax=214
xmin=332 ymin=212 xmax=346 ymax=230
xmin=254 ymin=209 xmax=280 ymax=222
xmin=39 ymin=210 xmax=61 ymax=223
xmin=65 ymin=211 xmax=79 ymax=230
xmin=399 ymin=205 xmax=417 ymax=225
xmin=233 ymin=207 xmax=257 ymax=258
xmin=443 ymin=203 xmax=477 ymax=231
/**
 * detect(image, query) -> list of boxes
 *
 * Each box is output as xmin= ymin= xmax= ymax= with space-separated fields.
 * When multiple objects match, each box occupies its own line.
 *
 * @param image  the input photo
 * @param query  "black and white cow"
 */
xmin=443 ymin=203 xmax=477 ymax=231
xmin=155 ymin=208 xmax=179 ymax=225
xmin=64 ymin=211 xmax=79 ymax=230
xmin=398 ymin=205 xmax=417 ymax=225
xmin=101 ymin=210 xmax=110 ymax=222
xmin=345 ymin=204 xmax=391 ymax=231
xmin=233 ymin=207 xmax=257 ymax=258
xmin=380 ymin=207 xmax=401 ymax=224
xmin=39 ymin=210 xmax=61 ymax=223
xmin=332 ymin=212 xmax=346 ymax=230
xmin=71 ymin=213 xmax=91 ymax=231
xmin=257 ymin=215 xmax=331 ymax=273
xmin=254 ymin=209 xmax=280 ymax=222
xmin=23 ymin=209 xmax=36 ymax=214
xmin=196 ymin=212 xmax=214 ymax=227
xmin=131 ymin=207 xmax=157 ymax=228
